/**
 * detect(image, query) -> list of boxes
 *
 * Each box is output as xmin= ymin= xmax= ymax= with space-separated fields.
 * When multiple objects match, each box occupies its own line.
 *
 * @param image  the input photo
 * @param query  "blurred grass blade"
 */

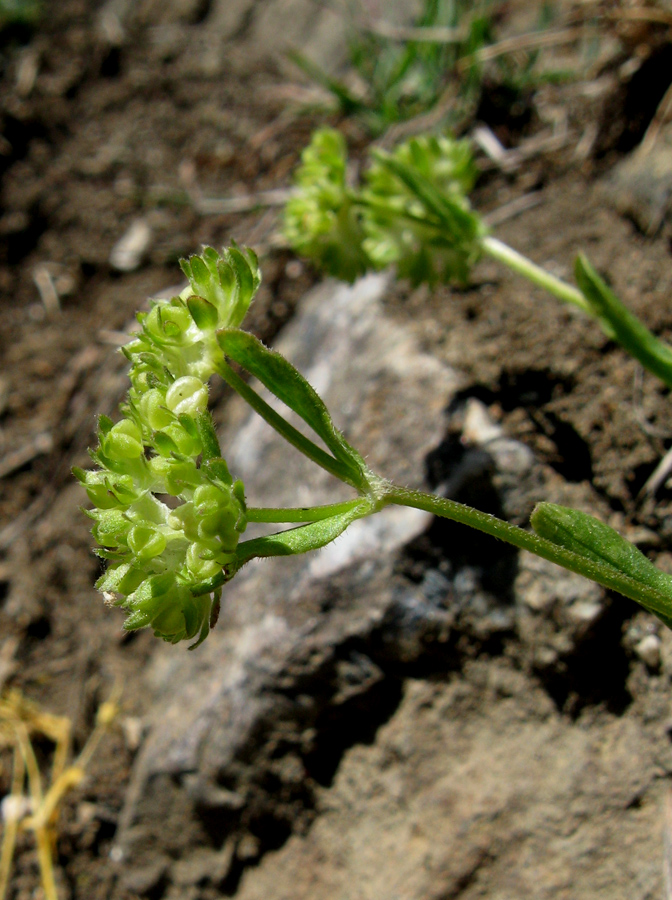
xmin=287 ymin=50 xmax=366 ymax=115
xmin=575 ymin=254 xmax=672 ymax=390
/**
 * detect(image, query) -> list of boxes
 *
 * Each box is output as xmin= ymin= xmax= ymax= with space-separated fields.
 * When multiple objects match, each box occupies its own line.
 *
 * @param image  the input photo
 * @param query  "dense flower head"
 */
xmin=285 ymin=128 xmax=486 ymax=286
xmin=284 ymin=128 xmax=371 ymax=283
xmin=361 ymin=133 xmax=486 ymax=285
xmin=76 ymin=246 xmax=260 ymax=647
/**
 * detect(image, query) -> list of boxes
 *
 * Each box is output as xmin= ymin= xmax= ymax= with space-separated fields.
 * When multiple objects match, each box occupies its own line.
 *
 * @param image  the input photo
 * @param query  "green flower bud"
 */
xmin=284 ymin=128 xmax=370 ymax=282
xmin=126 ymin=571 xmax=176 ymax=612
xmin=361 ymin=134 xmax=485 ymax=286
xmin=160 ymin=422 xmax=201 ymax=457
xmin=97 ymin=561 xmax=135 ymax=594
xmin=91 ymin=508 xmax=131 ymax=548
xmin=186 ymin=542 xmax=222 ymax=580
xmin=127 ymin=524 xmax=167 ymax=561
xmin=163 ymin=458 xmax=201 ymax=495
xmin=147 ymin=454 xmax=172 ymax=484
xmin=192 ymin=483 xmax=228 ymax=517
xmin=145 ymin=301 xmax=194 ymax=345
xmin=193 ymin=483 xmax=246 ymax=548
xmin=150 ymin=603 xmax=188 ymax=641
xmin=179 ymin=245 xmax=260 ymax=329
xmin=76 ymin=469 xmax=139 ymax=510
xmin=116 ymin=565 xmax=147 ymax=596
xmin=81 ymin=245 xmax=262 ymax=646
xmin=105 ymin=419 xmax=144 ymax=460
xmin=138 ymin=388 xmax=173 ymax=430
xmin=165 ymin=376 xmax=208 ymax=417
xmin=85 ymin=481 xmax=121 ymax=509
xmin=167 ymin=501 xmax=199 ymax=541
xmin=150 ymin=591 xmax=211 ymax=645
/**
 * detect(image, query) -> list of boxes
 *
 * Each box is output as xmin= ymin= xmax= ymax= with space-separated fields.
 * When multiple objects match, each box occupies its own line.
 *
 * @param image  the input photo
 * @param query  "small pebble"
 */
xmin=567 ymin=600 xmax=602 ymax=625
xmin=1 ymin=795 xmax=31 ymax=822
xmin=634 ymin=634 xmax=661 ymax=669
xmin=121 ymin=715 xmax=145 ymax=751
xmin=110 ymin=218 xmax=152 ymax=272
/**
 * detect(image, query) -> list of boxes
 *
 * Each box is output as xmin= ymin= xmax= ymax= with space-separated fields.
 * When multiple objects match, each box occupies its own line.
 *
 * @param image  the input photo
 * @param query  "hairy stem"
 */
xmin=384 ymin=484 xmax=672 ymax=619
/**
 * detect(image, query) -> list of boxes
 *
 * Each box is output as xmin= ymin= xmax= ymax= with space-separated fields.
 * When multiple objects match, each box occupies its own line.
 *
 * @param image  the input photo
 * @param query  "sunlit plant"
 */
xmin=79 ymin=245 xmax=672 ymax=648
xmin=285 ymin=128 xmax=672 ymax=391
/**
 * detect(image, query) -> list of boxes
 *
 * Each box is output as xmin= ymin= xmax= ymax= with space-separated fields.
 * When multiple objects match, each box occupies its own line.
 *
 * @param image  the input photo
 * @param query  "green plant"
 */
xmin=79 ymin=245 xmax=672 ymax=648
xmin=0 ymin=0 xmax=41 ymax=27
xmin=291 ymin=0 xmax=496 ymax=134
xmin=291 ymin=0 xmax=575 ymax=135
xmin=285 ymin=128 xmax=672 ymax=390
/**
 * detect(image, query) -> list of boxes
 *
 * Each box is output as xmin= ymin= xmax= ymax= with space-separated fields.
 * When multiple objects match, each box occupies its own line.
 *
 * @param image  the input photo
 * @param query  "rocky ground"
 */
xmin=2 ymin=1 xmax=672 ymax=898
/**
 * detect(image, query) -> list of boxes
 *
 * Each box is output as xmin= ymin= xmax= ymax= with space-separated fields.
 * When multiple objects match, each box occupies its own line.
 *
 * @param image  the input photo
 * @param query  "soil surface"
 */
xmin=2 ymin=1 xmax=672 ymax=898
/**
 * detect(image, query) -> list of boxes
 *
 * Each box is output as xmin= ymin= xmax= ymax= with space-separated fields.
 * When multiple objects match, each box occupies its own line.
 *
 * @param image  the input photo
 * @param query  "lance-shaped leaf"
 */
xmin=235 ymin=502 xmax=369 ymax=565
xmin=575 ymin=254 xmax=672 ymax=390
xmin=531 ymin=501 xmax=672 ymax=628
xmin=217 ymin=327 xmax=369 ymax=483
xmin=187 ymin=294 xmax=219 ymax=330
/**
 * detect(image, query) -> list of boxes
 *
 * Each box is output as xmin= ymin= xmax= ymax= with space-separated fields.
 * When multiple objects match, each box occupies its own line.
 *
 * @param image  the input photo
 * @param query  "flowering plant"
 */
xmin=286 ymin=128 xmax=672 ymax=390
xmin=79 ymin=245 xmax=672 ymax=647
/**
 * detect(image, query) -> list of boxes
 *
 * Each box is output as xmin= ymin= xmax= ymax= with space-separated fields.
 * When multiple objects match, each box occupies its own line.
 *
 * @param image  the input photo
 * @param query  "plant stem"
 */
xmin=482 ymin=235 xmax=591 ymax=314
xmin=214 ymin=359 xmax=358 ymax=488
xmin=247 ymin=499 xmax=362 ymax=523
xmin=384 ymin=484 xmax=672 ymax=619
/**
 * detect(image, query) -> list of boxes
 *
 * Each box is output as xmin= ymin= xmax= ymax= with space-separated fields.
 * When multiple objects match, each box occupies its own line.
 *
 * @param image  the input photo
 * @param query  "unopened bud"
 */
xmin=106 ymin=419 xmax=144 ymax=459
xmin=166 ymin=376 xmax=208 ymax=417
xmin=138 ymin=388 xmax=173 ymax=430
xmin=127 ymin=524 xmax=167 ymax=561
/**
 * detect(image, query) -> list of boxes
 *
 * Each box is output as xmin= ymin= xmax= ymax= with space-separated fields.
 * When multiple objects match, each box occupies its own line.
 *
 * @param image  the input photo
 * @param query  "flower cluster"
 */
xmin=75 ymin=246 xmax=260 ymax=647
xmin=283 ymin=128 xmax=371 ymax=283
xmin=285 ymin=129 xmax=486 ymax=285
xmin=362 ymin=133 xmax=485 ymax=285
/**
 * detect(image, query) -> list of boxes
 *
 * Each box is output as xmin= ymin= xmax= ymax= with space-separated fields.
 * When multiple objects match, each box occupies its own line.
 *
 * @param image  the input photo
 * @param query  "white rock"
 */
xmin=109 ymin=219 xmax=152 ymax=272
xmin=634 ymin=634 xmax=661 ymax=669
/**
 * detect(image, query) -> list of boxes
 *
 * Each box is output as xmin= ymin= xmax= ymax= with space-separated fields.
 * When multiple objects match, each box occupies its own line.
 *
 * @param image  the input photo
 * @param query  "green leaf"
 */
xmin=228 ymin=246 xmax=255 ymax=304
xmin=98 ymin=415 xmax=114 ymax=436
xmin=152 ymin=430 xmax=179 ymax=456
xmin=574 ymin=254 xmax=672 ymax=390
xmin=187 ymin=255 xmax=211 ymax=294
xmin=202 ymin=457 xmax=233 ymax=486
xmin=531 ymin=502 xmax=672 ymax=624
xmin=196 ymin=412 xmax=222 ymax=462
xmin=217 ymin=328 xmax=368 ymax=480
xmin=187 ymin=295 xmax=219 ymax=330
xmin=287 ymin=51 xmax=365 ymax=116
xmin=236 ymin=502 xmax=368 ymax=564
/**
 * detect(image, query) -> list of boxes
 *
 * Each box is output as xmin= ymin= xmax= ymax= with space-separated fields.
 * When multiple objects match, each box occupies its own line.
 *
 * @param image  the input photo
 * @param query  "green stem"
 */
xmin=247 ymin=499 xmax=362 ymax=523
xmin=214 ymin=359 xmax=359 ymax=488
xmin=383 ymin=484 xmax=672 ymax=618
xmin=482 ymin=236 xmax=592 ymax=314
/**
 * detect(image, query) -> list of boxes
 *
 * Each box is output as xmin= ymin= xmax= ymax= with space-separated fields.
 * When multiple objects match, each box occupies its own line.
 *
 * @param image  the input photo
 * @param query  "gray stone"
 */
xmin=113 ymin=273 xmax=459 ymax=883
